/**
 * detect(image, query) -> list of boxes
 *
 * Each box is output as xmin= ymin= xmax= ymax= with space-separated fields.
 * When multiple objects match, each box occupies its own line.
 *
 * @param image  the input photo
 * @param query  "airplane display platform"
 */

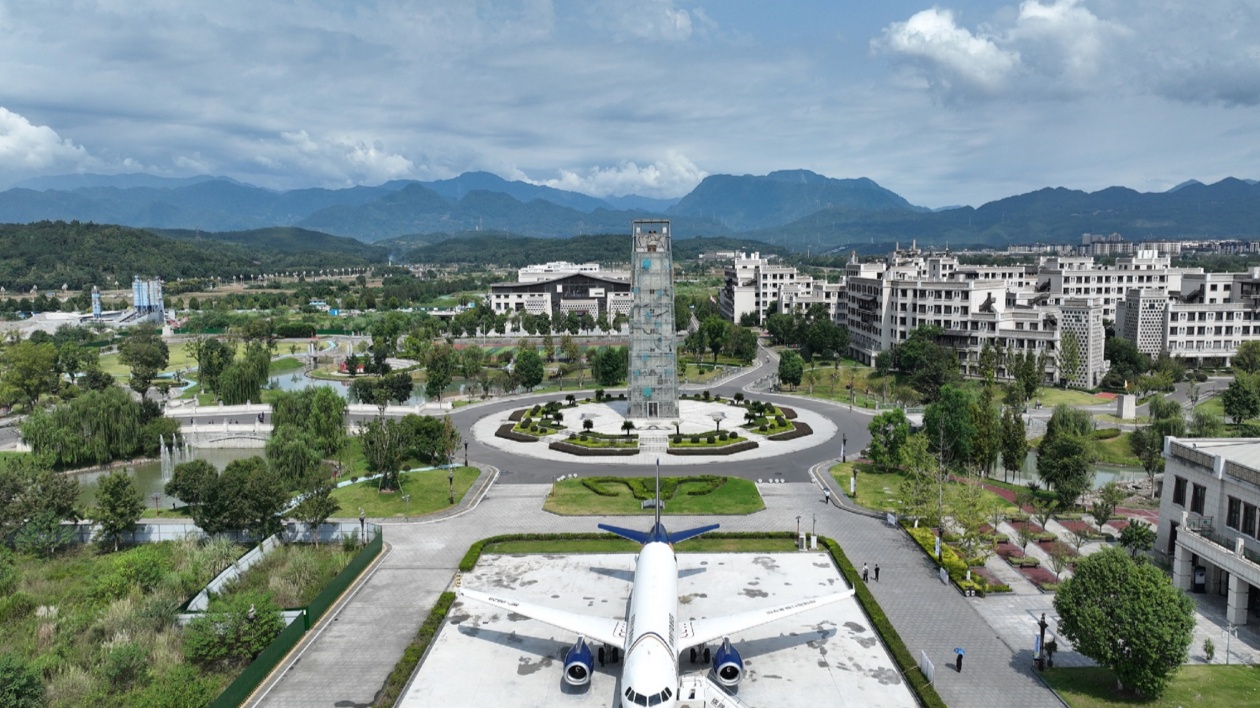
xmin=400 ymin=552 xmax=916 ymax=707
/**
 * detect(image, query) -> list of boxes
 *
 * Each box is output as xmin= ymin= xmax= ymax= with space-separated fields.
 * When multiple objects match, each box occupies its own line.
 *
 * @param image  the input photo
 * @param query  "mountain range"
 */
xmin=4 ymin=170 xmax=1260 ymax=252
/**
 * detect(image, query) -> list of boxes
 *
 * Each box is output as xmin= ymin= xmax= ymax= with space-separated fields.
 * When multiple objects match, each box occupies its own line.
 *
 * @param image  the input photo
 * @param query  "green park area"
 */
xmin=1043 ymin=665 xmax=1260 ymax=708
xmin=543 ymin=476 xmax=764 ymax=516
xmin=329 ymin=466 xmax=479 ymax=518
xmin=831 ymin=461 xmax=1018 ymax=514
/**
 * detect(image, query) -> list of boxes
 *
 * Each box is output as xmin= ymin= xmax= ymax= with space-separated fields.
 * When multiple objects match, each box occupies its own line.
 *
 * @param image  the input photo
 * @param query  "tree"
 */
xmin=923 ymin=385 xmax=977 ymax=472
xmin=950 ymin=480 xmax=997 ymax=562
xmin=867 ymin=408 xmax=910 ymax=474
xmin=265 ymin=427 xmax=323 ymax=488
xmin=514 ymin=347 xmax=544 ymax=391
xmin=1189 ymin=409 xmax=1225 ymax=437
xmin=777 ymin=350 xmax=804 ymax=389
xmin=119 ymin=324 xmax=169 ymax=396
xmin=1234 ymin=340 xmax=1260 ymax=374
xmin=1038 ymin=406 xmax=1096 ymax=507
xmin=165 ymin=459 xmax=218 ymax=510
xmin=970 ymin=389 xmax=1001 ymax=476
xmin=92 ymin=470 xmax=145 ymax=552
xmin=270 ymin=387 xmax=346 ymax=457
xmin=701 ymin=316 xmax=729 ymax=364
xmin=1222 ymin=374 xmax=1260 ymax=424
xmin=1054 ymin=547 xmax=1194 ymax=697
xmin=1128 ymin=426 xmax=1166 ymax=498
xmin=360 ymin=417 xmax=408 ymax=490
xmin=0 ymin=340 xmax=58 ymax=410
xmin=424 ymin=344 xmax=456 ymax=400
xmin=591 ymin=347 xmax=629 ymax=387
xmin=225 ymin=457 xmax=286 ymax=540
xmin=897 ymin=326 xmax=960 ymax=402
xmin=1104 ymin=337 xmax=1151 ymax=384
xmin=896 ymin=434 xmax=939 ymax=525
xmin=1090 ymin=481 xmax=1126 ymax=532
xmin=1059 ymin=330 xmax=1082 ymax=387
xmin=0 ymin=456 xmax=80 ymax=548
xmin=460 ymin=345 xmax=485 ymax=384
xmin=621 ymin=419 xmax=636 ymax=438
xmin=292 ymin=474 xmax=340 ymax=547
xmin=725 ymin=326 xmax=759 ymax=365
xmin=999 ymin=406 xmax=1028 ymax=483
xmin=183 ymin=591 xmax=285 ymax=669
xmin=0 ymin=653 xmax=44 ymax=708
xmin=1119 ymin=521 xmax=1156 ymax=559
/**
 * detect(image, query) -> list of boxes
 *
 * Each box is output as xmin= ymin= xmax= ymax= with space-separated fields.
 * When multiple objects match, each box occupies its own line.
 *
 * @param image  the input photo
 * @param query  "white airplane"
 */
xmin=458 ymin=470 xmax=855 ymax=707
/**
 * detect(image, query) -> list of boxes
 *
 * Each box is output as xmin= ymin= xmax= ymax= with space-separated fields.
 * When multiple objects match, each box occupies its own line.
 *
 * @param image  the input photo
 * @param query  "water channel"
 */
xmin=990 ymin=450 xmax=1147 ymax=490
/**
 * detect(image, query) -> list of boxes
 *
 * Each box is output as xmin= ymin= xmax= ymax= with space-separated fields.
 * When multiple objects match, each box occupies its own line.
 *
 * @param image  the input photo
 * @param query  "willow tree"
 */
xmin=360 ymin=417 xmax=408 ymax=491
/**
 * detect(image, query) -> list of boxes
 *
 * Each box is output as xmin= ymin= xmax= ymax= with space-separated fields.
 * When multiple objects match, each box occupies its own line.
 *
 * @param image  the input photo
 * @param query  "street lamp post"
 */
xmin=1037 ymin=613 xmax=1048 ymax=671
xmin=842 ymin=434 xmax=848 ymax=463
xmin=464 ymin=441 xmax=469 ymax=467
xmin=359 ymin=508 xmax=366 ymax=545
xmin=152 ymin=493 xmax=161 ymax=518
xmin=402 ymin=495 xmax=411 ymax=522
xmin=448 ymin=469 xmax=455 ymax=505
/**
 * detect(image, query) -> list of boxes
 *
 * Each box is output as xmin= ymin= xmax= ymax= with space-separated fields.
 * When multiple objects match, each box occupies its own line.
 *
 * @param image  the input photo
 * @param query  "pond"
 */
xmin=261 ymin=371 xmax=469 ymax=406
xmin=992 ymin=451 xmax=1147 ymax=490
xmin=75 ymin=447 xmax=260 ymax=510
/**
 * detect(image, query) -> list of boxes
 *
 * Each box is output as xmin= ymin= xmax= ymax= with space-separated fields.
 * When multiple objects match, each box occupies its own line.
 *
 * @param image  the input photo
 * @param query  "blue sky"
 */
xmin=0 ymin=1 xmax=1257 ymax=207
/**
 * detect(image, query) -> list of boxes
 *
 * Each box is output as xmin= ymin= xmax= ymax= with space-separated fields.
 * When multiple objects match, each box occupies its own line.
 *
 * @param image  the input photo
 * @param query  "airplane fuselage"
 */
xmin=619 ymin=541 xmax=680 ymax=708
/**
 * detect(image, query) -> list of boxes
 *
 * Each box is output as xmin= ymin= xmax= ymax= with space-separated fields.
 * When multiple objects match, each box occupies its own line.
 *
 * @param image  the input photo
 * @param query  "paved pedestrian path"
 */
xmin=254 ymin=481 xmax=1062 ymax=707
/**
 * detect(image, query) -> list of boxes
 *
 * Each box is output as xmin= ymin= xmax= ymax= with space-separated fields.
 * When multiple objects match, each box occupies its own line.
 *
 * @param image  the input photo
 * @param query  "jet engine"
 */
xmin=711 ymin=638 xmax=744 ymax=687
xmin=563 ymin=638 xmax=594 ymax=686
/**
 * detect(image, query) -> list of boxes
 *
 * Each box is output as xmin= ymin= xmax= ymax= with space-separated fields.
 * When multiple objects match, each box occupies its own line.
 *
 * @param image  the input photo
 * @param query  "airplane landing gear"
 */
xmin=688 ymin=645 xmax=711 ymax=664
xmin=599 ymin=644 xmax=620 ymax=666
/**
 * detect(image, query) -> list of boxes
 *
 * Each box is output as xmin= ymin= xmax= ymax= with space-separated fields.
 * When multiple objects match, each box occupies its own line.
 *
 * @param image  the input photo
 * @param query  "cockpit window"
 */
xmin=626 ymin=687 xmax=672 ymax=706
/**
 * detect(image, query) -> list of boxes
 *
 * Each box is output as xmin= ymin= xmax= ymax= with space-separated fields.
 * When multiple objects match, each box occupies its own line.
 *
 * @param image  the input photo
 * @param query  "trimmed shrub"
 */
xmin=690 ymin=435 xmax=700 ymax=444
xmin=706 ymin=435 xmax=716 ymax=444
xmin=673 ymin=436 xmax=682 ymax=444
xmin=1091 ymin=428 xmax=1121 ymax=440
xmin=759 ymin=424 xmax=768 ymax=432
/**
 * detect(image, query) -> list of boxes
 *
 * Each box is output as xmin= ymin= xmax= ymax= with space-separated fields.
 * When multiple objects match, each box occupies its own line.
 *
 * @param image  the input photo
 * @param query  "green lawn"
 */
xmin=1042 ymin=665 xmax=1260 ymax=708
xmin=329 ymin=466 xmax=479 ymax=518
xmin=543 ymin=477 xmax=764 ymax=516
xmin=1035 ymin=387 xmax=1113 ymax=407
xmin=832 ymin=462 xmax=905 ymax=513
xmin=1094 ymin=432 xmax=1141 ymax=466
xmin=833 ymin=461 xmax=1020 ymax=513
xmin=481 ymin=537 xmax=798 ymax=555
xmin=269 ymin=356 xmax=305 ymax=374
xmin=0 ymin=450 xmax=28 ymax=463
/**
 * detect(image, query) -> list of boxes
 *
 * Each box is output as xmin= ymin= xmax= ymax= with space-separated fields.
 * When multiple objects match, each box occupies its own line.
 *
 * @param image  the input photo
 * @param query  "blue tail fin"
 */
xmin=667 ymin=523 xmax=720 ymax=544
xmin=598 ymin=523 xmax=650 ymax=544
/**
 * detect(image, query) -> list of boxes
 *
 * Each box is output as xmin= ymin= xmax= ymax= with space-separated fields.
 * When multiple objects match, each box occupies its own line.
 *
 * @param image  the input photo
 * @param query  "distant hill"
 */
xmin=152 ymin=226 xmax=388 ymax=257
xmin=297 ymin=186 xmax=730 ymax=242
xmin=4 ymin=170 xmax=1260 ymax=252
xmin=404 ymin=233 xmax=777 ymax=267
xmin=0 ymin=221 xmax=383 ymax=290
xmin=747 ymin=178 xmax=1260 ymax=252
xmin=668 ymin=170 xmax=926 ymax=231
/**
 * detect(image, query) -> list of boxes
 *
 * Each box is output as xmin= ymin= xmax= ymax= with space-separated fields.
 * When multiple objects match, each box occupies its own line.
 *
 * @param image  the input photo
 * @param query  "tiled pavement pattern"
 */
xmin=255 ymin=480 xmax=1061 ymax=707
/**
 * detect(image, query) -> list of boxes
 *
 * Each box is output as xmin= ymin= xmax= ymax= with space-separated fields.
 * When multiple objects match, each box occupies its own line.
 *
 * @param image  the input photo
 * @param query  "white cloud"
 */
xmin=535 ymin=153 xmax=707 ymax=198
xmin=587 ymin=0 xmax=706 ymax=42
xmin=876 ymin=1 xmax=1126 ymax=100
xmin=266 ymin=131 xmax=416 ymax=185
xmin=0 ymin=107 xmax=91 ymax=174
xmin=877 ymin=8 xmax=1019 ymax=96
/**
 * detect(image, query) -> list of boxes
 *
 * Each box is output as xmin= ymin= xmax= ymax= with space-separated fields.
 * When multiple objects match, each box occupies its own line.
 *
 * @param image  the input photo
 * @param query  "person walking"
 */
xmin=862 ymin=563 xmax=869 ymax=583
xmin=874 ymin=564 xmax=880 ymax=582
xmin=823 ymin=486 xmax=831 ymax=505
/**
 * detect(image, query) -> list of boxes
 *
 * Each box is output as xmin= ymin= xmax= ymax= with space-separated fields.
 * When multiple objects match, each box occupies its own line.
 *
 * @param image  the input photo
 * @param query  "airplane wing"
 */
xmin=677 ymin=589 xmax=855 ymax=651
xmin=458 ymin=586 xmax=627 ymax=648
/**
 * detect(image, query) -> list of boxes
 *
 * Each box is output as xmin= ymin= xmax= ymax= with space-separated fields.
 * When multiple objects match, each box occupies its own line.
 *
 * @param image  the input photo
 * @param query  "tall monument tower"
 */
xmin=628 ymin=220 xmax=678 ymax=419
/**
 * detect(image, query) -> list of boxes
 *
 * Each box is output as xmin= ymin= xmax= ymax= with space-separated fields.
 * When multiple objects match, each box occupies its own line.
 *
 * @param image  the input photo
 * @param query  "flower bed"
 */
xmin=966 ymin=566 xmax=1013 ymax=594
xmin=996 ymin=543 xmax=1041 ymax=567
xmin=548 ymin=441 xmax=638 ymax=456
xmin=777 ymin=406 xmax=798 ymax=420
xmin=667 ymin=441 xmax=759 ymax=456
xmin=494 ymin=423 xmax=537 ymax=443
xmin=1018 ymin=564 xmax=1062 ymax=591
xmin=767 ymin=421 xmax=812 ymax=441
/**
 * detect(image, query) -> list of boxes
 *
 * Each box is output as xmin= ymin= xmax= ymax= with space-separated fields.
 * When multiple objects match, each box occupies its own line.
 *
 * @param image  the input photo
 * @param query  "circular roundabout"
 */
xmin=470 ymin=394 xmax=839 ymax=466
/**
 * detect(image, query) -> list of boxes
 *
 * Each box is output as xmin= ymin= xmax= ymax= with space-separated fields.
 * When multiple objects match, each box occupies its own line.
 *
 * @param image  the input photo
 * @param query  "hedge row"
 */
xmin=667 ymin=441 xmax=759 ymax=456
xmin=374 ymin=591 xmax=456 ymax=707
xmin=579 ymin=475 xmax=728 ymax=500
xmin=767 ymin=421 xmax=813 ymax=441
xmin=494 ymin=424 xmax=538 ymax=443
xmin=1090 ymin=428 xmax=1122 ymax=440
xmin=820 ymin=538 xmax=946 ymax=708
xmin=549 ymin=441 xmax=638 ymax=456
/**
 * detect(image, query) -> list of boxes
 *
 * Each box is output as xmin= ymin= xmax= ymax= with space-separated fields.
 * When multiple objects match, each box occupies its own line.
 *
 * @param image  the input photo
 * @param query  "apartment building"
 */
xmin=718 ymin=251 xmax=843 ymax=325
xmin=488 ymin=271 xmax=632 ymax=321
xmin=1158 ymin=437 xmax=1260 ymax=626
xmin=1116 ymin=268 xmax=1260 ymax=366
